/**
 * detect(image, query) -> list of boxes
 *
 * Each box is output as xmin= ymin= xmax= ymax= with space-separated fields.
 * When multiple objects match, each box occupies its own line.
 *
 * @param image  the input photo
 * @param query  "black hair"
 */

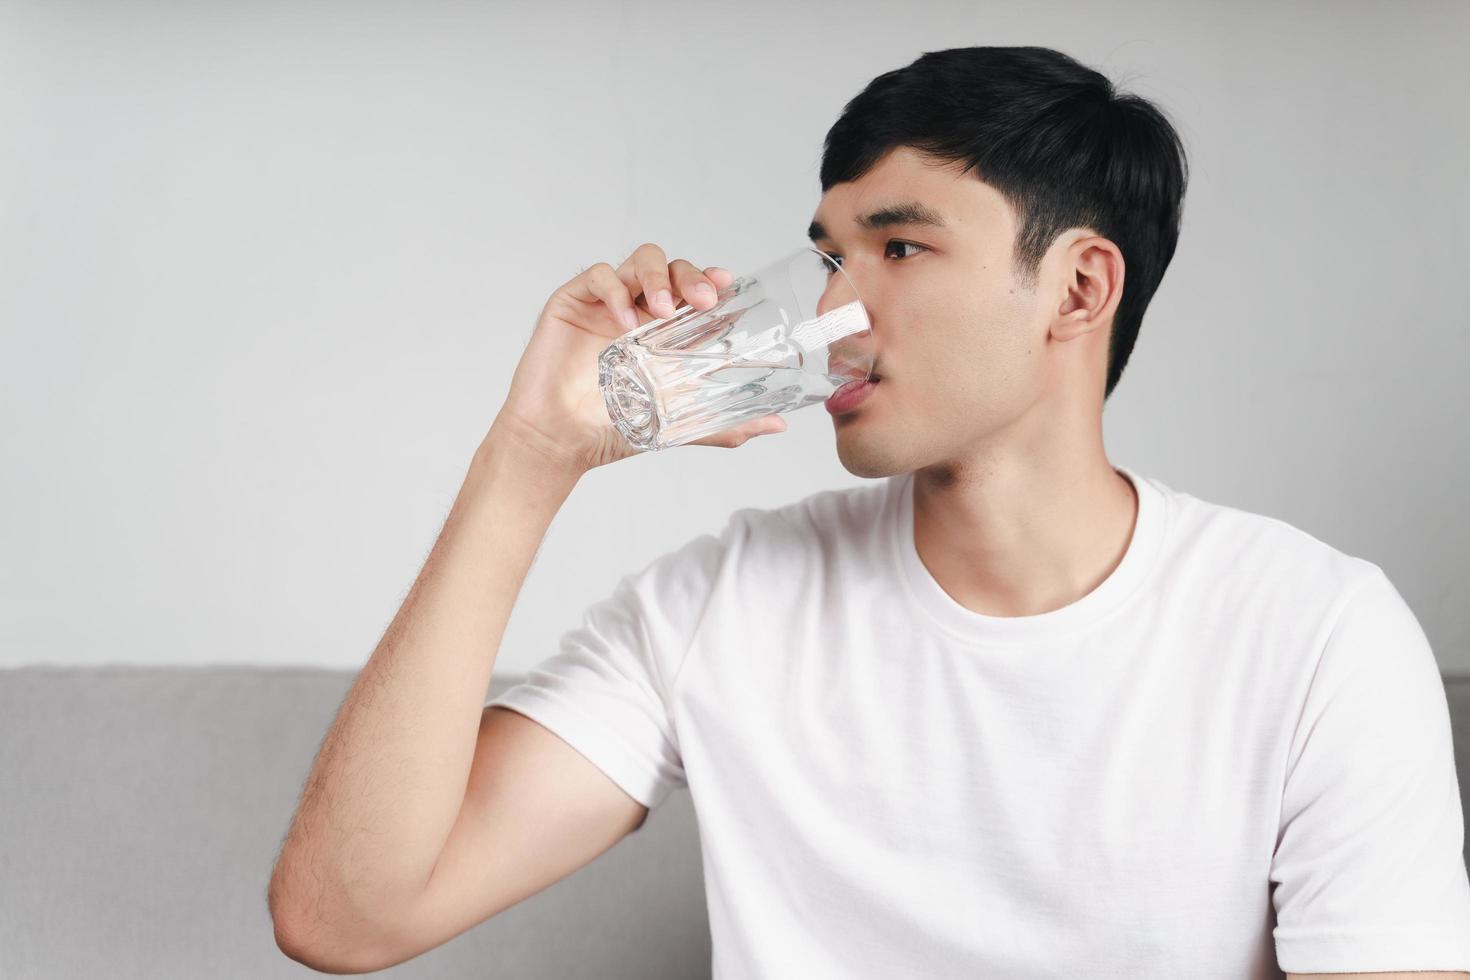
xmin=819 ymin=46 xmax=1189 ymax=400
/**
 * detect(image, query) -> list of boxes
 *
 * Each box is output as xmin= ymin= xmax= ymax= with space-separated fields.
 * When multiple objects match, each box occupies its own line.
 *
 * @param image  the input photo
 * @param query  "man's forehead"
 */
xmin=817 ymin=149 xmax=992 ymax=232
xmin=809 ymin=166 xmax=1017 ymax=244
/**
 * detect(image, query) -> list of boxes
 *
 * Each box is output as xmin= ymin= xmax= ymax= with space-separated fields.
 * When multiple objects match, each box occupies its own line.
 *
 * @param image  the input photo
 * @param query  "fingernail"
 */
xmin=656 ymin=289 xmax=672 ymax=313
xmin=694 ymin=282 xmax=714 ymax=301
xmin=620 ymin=308 xmax=638 ymax=329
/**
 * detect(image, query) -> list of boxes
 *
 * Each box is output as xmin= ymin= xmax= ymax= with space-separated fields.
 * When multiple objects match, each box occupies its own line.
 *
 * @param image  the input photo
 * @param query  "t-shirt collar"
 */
xmin=889 ymin=463 xmax=1169 ymax=644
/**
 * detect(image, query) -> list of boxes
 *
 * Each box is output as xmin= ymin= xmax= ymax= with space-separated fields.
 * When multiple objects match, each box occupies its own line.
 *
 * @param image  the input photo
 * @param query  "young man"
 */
xmin=270 ymin=46 xmax=1470 ymax=978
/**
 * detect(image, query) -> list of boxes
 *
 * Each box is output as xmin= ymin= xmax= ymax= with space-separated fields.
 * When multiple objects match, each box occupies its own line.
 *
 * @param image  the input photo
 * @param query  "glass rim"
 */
xmin=800 ymin=243 xmax=874 ymax=381
xmin=802 ymin=243 xmax=870 ymax=323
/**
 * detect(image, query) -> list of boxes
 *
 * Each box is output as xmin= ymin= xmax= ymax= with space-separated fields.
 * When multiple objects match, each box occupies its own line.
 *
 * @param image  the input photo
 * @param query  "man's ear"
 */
xmin=1054 ymin=235 xmax=1125 ymax=342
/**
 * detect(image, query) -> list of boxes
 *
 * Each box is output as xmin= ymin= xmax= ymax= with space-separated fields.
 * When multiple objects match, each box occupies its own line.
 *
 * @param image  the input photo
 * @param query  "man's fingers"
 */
xmin=613 ymin=243 xmax=674 ymax=318
xmin=688 ymin=414 xmax=787 ymax=449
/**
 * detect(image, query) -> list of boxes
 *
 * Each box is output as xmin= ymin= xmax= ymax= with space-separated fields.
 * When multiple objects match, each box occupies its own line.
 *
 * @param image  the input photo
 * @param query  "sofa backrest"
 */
xmin=0 ymin=667 xmax=710 ymax=979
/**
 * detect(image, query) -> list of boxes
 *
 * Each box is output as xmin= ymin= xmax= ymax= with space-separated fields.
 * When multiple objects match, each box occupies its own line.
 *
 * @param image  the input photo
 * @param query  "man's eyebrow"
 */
xmin=807 ymin=201 xmax=948 ymax=243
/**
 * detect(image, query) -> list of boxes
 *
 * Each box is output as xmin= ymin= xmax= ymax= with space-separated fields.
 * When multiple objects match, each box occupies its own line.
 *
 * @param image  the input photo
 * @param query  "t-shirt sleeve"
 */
xmin=485 ymin=517 xmax=735 ymax=821
xmin=1270 ymin=565 xmax=1470 ymax=973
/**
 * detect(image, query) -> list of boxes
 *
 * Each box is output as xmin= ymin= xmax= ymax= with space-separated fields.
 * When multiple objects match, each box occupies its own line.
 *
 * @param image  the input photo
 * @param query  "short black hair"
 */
xmin=819 ymin=46 xmax=1189 ymax=401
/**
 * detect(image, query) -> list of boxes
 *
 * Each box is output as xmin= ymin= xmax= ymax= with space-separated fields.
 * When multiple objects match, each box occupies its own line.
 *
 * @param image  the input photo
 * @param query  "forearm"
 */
xmin=270 ymin=423 xmax=583 ymax=929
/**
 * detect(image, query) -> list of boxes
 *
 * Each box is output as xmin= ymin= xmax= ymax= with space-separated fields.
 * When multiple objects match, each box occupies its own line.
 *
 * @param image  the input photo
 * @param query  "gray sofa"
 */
xmin=3 ymin=666 xmax=1469 ymax=979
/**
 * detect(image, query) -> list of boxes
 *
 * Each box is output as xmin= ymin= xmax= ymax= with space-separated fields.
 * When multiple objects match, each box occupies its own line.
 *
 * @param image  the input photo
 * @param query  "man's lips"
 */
xmin=825 ymin=377 xmax=880 ymax=414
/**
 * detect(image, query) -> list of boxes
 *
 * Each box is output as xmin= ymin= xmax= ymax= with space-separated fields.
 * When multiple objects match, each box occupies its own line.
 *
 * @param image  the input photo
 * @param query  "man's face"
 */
xmin=807 ymin=145 xmax=1071 ymax=479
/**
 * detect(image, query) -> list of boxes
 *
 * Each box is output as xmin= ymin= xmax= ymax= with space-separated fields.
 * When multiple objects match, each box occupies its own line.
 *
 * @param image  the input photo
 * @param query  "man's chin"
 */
xmin=832 ymin=427 xmax=906 ymax=480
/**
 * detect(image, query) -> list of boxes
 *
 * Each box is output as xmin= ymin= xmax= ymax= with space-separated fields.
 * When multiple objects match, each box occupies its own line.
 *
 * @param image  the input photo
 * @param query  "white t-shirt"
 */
xmin=488 ymin=464 xmax=1470 ymax=978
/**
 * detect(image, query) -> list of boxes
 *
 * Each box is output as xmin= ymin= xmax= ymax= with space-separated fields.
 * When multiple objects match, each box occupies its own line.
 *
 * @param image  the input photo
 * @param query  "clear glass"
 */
xmin=598 ymin=244 xmax=874 ymax=452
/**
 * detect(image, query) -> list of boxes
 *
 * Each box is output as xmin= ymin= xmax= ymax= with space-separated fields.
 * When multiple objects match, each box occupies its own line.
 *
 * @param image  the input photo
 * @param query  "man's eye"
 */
xmin=823 ymin=241 xmax=927 ymax=272
xmin=884 ymin=241 xmax=926 ymax=260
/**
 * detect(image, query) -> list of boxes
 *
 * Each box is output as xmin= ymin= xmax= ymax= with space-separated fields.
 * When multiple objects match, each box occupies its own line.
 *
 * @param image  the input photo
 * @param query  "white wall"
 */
xmin=3 ymin=0 xmax=1466 ymax=672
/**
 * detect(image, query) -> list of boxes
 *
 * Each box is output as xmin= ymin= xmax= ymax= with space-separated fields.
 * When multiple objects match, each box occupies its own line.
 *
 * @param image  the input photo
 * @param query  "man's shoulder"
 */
xmin=1158 ymin=478 xmax=1384 ymax=609
xmin=722 ymin=477 xmax=893 ymax=548
xmin=631 ymin=480 xmax=888 ymax=594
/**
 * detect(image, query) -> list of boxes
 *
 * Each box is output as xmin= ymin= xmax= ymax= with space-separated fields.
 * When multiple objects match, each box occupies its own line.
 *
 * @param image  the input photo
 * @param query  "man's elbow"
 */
xmin=268 ymin=875 xmax=394 ymax=975
xmin=271 ymin=911 xmax=393 ymax=975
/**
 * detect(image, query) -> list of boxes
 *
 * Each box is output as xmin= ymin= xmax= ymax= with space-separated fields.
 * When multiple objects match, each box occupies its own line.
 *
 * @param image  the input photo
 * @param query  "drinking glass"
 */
xmin=597 ymin=244 xmax=874 ymax=452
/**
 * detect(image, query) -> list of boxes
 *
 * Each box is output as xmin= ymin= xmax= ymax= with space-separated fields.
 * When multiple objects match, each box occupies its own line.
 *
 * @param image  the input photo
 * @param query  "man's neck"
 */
xmin=910 ymin=451 xmax=1139 ymax=619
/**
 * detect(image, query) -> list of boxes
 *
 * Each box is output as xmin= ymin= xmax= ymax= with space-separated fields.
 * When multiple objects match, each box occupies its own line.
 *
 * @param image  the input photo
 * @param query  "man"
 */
xmin=269 ymin=45 xmax=1470 ymax=978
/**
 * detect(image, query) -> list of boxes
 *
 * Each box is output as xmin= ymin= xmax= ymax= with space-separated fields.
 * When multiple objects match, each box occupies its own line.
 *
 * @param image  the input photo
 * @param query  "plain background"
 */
xmin=2 ymin=0 xmax=1466 ymax=676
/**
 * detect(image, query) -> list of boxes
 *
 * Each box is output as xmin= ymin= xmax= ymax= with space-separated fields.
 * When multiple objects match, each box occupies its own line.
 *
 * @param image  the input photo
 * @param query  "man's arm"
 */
xmin=266 ymin=420 xmax=583 ymax=968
